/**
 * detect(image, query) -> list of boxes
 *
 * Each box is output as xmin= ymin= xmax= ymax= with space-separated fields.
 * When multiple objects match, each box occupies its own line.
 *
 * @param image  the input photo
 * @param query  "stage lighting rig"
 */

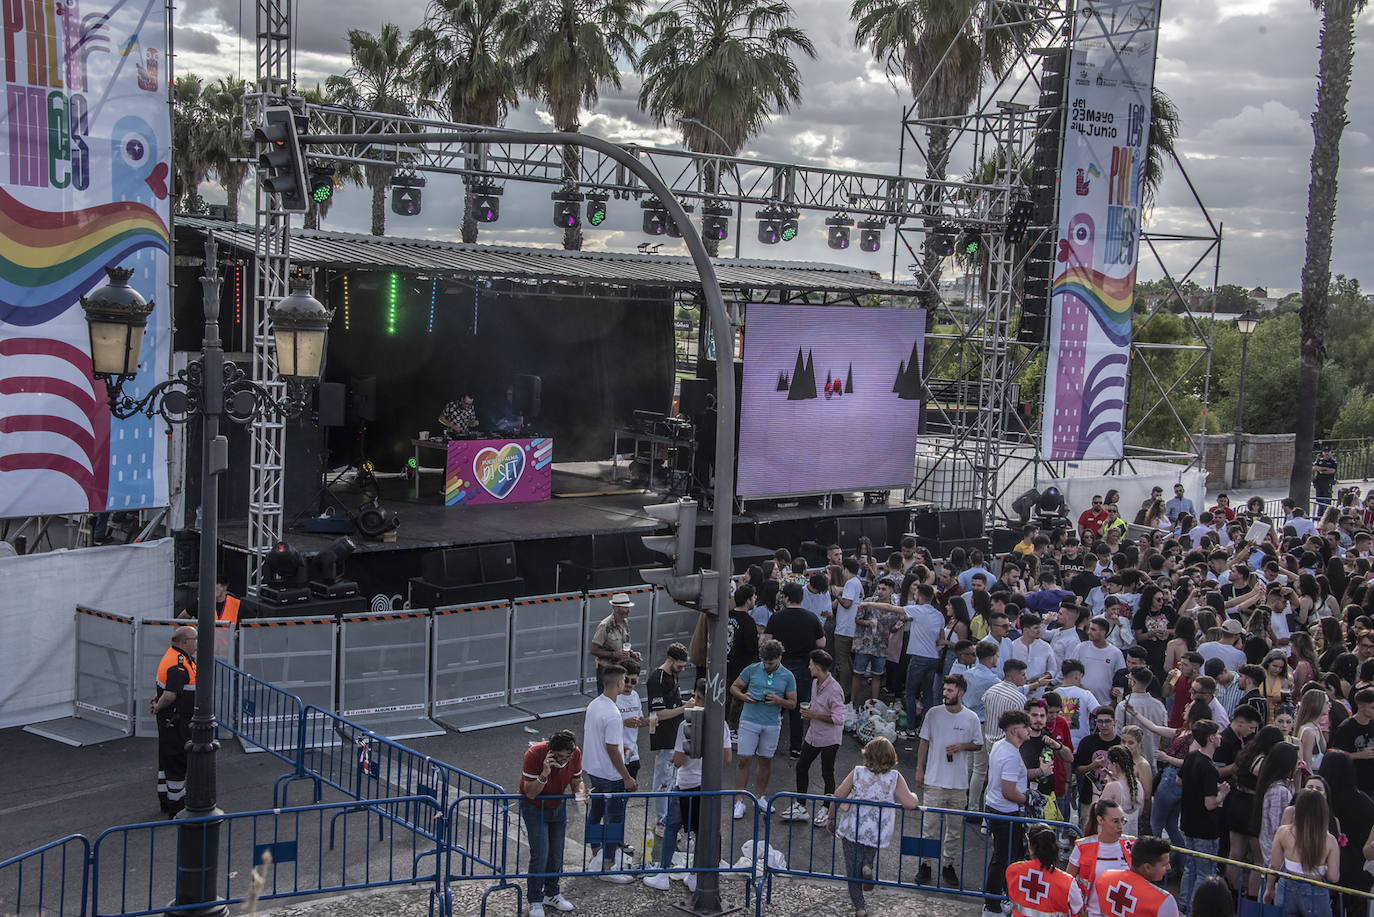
xmin=859 ymin=219 xmax=884 ymax=253
xmin=1004 ymin=199 xmax=1034 ymax=243
xmin=826 ymin=215 xmax=855 ymax=250
xmin=702 ymin=202 xmax=731 ymax=242
xmin=665 ymin=203 xmax=695 ymax=239
xmin=552 ymin=189 xmax=584 ymax=229
xmin=261 ymin=540 xmax=310 ymax=604
xmin=586 ymin=192 xmax=609 ymax=227
xmin=779 ymin=207 xmax=800 ymax=242
xmin=926 ymin=226 xmax=956 ymax=257
xmin=390 ymin=172 xmax=425 ymax=216
xmin=309 ymin=536 xmax=359 ymax=598
xmin=756 ymin=205 xmax=782 ymax=245
xmin=472 ymin=181 xmax=503 ymax=223
xmin=959 ymin=228 xmax=983 ymax=257
xmin=308 ymin=165 xmax=335 ymax=205
xmin=642 ymin=198 xmax=669 ymax=236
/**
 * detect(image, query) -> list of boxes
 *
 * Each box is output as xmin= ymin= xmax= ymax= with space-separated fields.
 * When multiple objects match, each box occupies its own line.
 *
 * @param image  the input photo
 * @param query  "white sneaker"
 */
xmin=732 ymin=799 xmax=746 ymax=820
xmin=780 ymin=802 xmax=808 ymax=821
xmin=530 ymin=904 xmax=546 ymax=917
xmin=812 ymin=806 xmax=829 ymax=827
xmin=547 ymin=894 xmax=574 ymax=912
xmin=685 ymin=872 xmax=697 ymax=892
xmin=642 ymin=873 xmax=670 ymax=891
xmin=598 ymin=862 xmax=633 ymax=884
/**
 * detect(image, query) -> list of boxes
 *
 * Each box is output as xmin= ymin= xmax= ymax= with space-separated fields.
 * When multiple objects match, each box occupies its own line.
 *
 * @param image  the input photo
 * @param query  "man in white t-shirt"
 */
xmin=1198 ymin=619 xmax=1247 ymax=672
xmin=801 ymin=572 xmax=833 ymax=622
xmin=833 ymin=558 xmax=864 ymax=702
xmin=1055 ymin=659 xmax=1103 ymax=749
xmin=1007 ymin=611 xmax=1059 ymax=697
xmin=1072 ymin=617 xmax=1127 ymax=706
xmin=615 ymin=660 xmax=646 ymax=785
xmin=983 ymin=709 xmax=1031 ymax=917
xmin=582 ymin=663 xmax=638 ymax=882
xmin=915 ymin=673 xmax=983 ymax=887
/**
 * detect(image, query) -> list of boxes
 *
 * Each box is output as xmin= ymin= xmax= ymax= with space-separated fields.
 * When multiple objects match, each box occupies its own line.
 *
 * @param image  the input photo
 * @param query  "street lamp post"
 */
xmin=1231 ymin=309 xmax=1260 ymax=491
xmin=82 ymin=234 xmax=330 ymax=912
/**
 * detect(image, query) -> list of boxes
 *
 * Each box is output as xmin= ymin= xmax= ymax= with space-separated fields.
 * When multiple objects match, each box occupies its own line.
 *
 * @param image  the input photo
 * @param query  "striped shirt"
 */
xmin=982 ymin=679 xmax=1028 ymax=743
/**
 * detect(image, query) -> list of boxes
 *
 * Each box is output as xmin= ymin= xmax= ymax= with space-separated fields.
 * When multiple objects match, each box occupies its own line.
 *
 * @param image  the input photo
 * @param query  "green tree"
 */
xmin=1212 ymin=284 xmax=1253 ymax=314
xmin=170 ymin=74 xmax=211 ymax=213
xmin=1289 ymin=0 xmax=1368 ymax=504
xmin=411 ymin=0 xmax=525 ymax=242
xmin=1331 ymin=388 xmax=1374 ymax=439
xmin=1324 ymin=275 xmax=1374 ymax=395
xmin=328 ymin=24 xmax=421 ymax=236
xmin=637 ymin=0 xmax=815 ymax=255
xmin=201 ymin=76 xmax=251 ymax=221
xmin=299 ymin=83 xmax=362 ymax=231
xmin=509 ymin=0 xmax=647 ymax=250
xmin=1124 ymin=312 xmax=1204 ymax=452
xmin=1209 ymin=312 xmax=1349 ymax=436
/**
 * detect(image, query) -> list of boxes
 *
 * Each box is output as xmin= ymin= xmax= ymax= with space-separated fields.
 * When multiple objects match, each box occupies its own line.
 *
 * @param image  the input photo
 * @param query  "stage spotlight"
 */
xmin=642 ymin=198 xmax=669 ymax=236
xmin=927 ymin=226 xmax=956 ymax=257
xmin=310 ymin=536 xmax=359 ymax=598
xmin=756 ymin=206 xmax=782 ymax=245
xmin=261 ymin=540 xmax=310 ymax=604
xmin=309 ymin=165 xmax=335 ymax=204
xmin=472 ymin=181 xmax=502 ymax=223
xmin=390 ymin=173 xmax=426 ymax=216
xmin=665 ymin=203 xmax=695 ymax=238
xmin=551 ymin=189 xmax=584 ymax=229
xmin=702 ymin=203 xmax=731 ymax=242
xmin=826 ymin=215 xmax=855 ymax=250
xmin=959 ymin=228 xmax=983 ymax=257
xmin=1011 ymin=488 xmax=1041 ymax=523
xmin=1037 ymin=486 xmax=1066 ymax=516
xmin=586 ymin=192 xmax=609 ymax=227
xmin=859 ymin=218 xmax=884 ymax=253
xmin=779 ymin=208 xmax=799 ymax=242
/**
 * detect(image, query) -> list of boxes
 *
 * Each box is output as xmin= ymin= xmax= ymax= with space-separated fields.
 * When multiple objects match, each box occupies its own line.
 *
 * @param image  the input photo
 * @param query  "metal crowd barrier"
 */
xmin=648 ymin=587 xmax=700 ymax=675
xmin=430 ymin=601 xmax=531 ymax=732
xmin=23 ymin=607 xmax=136 ymax=747
xmin=88 ymin=797 xmax=445 ymax=917
xmin=1175 ymin=841 xmax=1374 ymax=910
xmin=212 ymin=659 xmax=305 ymax=768
xmin=237 ymin=615 xmax=338 ymax=752
xmin=339 ymin=610 xmax=443 ymax=739
xmin=0 ymin=834 xmax=89 ymax=917
xmin=509 ymin=592 xmax=587 ymax=718
xmin=133 ymin=618 xmax=234 ymax=739
xmin=582 ymin=585 xmax=654 ymax=696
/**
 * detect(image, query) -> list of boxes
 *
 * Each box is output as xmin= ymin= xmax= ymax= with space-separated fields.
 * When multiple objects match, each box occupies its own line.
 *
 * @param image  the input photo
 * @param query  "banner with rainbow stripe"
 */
xmin=0 ymin=0 xmax=171 ymax=515
xmin=1041 ymin=0 xmax=1161 ymax=462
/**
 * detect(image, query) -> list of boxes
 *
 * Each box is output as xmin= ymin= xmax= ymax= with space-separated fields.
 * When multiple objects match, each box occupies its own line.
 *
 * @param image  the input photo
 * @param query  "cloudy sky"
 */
xmin=172 ymin=0 xmax=1374 ymax=289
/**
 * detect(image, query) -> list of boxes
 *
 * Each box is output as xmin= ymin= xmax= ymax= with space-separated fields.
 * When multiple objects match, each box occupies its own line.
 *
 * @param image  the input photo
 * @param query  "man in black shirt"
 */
xmin=1072 ymin=706 xmax=1122 ymax=823
xmin=1131 ymin=600 xmax=1177 ymax=674
xmin=764 ymin=581 xmax=826 ymax=757
xmin=1214 ymin=705 xmax=1259 ymax=780
xmin=1179 ymin=720 xmax=1228 ymax=909
xmin=1313 ymin=444 xmax=1338 ymax=512
xmin=646 ymin=643 xmax=691 ymax=834
xmin=1111 ymin=646 xmax=1160 ymax=701
xmin=1332 ymin=688 xmax=1374 ymax=796
xmin=1021 ymin=698 xmax=1072 ymax=817
xmin=726 ymin=586 xmax=761 ymax=731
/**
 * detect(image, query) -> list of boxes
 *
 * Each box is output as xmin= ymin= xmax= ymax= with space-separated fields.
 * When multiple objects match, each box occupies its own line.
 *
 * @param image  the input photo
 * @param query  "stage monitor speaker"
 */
xmin=317 ymin=382 xmax=345 ymax=427
xmin=913 ymin=510 xmax=939 ymax=540
xmin=478 ymin=542 xmax=519 ymax=581
xmin=514 ymin=374 xmax=542 ymax=419
xmin=350 ymin=375 xmax=377 ymax=422
xmin=959 ymin=509 xmax=984 ymax=540
xmin=678 ymin=377 xmax=710 ymax=418
xmin=938 ymin=510 xmax=964 ymax=541
xmin=423 ymin=547 xmax=482 ymax=586
xmin=591 ymin=535 xmax=630 ymax=570
xmin=835 ymin=517 xmax=864 ymax=549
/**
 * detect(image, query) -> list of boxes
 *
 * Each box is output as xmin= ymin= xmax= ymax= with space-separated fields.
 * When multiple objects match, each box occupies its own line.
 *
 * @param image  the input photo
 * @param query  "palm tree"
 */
xmin=300 ymin=84 xmax=362 ymax=231
xmin=328 ymin=24 xmax=420 ymax=236
xmin=411 ymin=0 xmax=525 ymax=242
xmin=508 ymin=0 xmax=647 ymax=250
xmin=1289 ymin=0 xmax=1367 ymax=506
xmin=202 ymin=76 xmax=251 ymax=221
xmin=638 ymin=0 xmax=815 ymax=256
xmin=170 ymin=73 xmax=211 ymax=212
xmin=851 ymin=0 xmax=1037 ymax=307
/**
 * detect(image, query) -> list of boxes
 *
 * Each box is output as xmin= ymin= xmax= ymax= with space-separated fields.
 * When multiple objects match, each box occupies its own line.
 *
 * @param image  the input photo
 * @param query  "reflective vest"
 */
xmin=217 ymin=595 xmax=240 ymax=625
xmin=1094 ymin=869 xmax=1171 ymax=917
xmin=155 ymin=647 xmax=197 ymax=694
xmin=1006 ymin=860 xmax=1077 ymax=917
xmin=1074 ymin=835 xmax=1136 ymax=898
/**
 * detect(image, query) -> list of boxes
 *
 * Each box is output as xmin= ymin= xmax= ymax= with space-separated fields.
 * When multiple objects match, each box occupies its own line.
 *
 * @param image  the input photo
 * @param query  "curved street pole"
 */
xmin=306 ymin=129 xmax=737 ymax=914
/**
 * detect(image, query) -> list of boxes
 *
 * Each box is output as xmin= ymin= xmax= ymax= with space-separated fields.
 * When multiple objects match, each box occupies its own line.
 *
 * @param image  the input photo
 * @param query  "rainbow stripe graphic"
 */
xmin=0 ymin=188 xmax=169 ymax=326
xmin=1050 ymin=264 xmax=1137 ymax=347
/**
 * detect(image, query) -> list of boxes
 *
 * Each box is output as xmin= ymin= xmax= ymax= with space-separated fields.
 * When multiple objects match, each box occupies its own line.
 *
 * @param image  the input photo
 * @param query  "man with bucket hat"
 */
xmin=590 ymin=592 xmax=642 ymax=692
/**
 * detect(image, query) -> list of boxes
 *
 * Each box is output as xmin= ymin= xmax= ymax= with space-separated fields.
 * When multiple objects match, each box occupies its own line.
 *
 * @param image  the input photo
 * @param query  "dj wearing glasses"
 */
xmin=1078 ymin=495 xmax=1110 ymax=541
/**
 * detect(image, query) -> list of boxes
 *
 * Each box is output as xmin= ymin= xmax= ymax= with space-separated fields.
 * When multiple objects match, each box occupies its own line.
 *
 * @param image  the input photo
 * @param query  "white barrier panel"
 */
xmin=339 ymin=610 xmax=443 ymax=740
xmin=650 ymin=588 xmax=699 ymax=692
xmin=134 ymin=618 xmax=235 ymax=739
xmin=582 ymin=585 xmax=653 ymax=697
xmin=237 ymin=616 xmax=338 ymax=753
xmin=431 ymin=601 xmax=532 ymax=732
xmin=23 ymin=607 xmax=135 ymax=747
xmin=510 ymin=592 xmax=587 ymax=718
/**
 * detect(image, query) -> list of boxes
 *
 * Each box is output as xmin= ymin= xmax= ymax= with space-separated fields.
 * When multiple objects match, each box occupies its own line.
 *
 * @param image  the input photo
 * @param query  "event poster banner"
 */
xmin=445 ymin=438 xmax=553 ymax=506
xmin=736 ymin=304 xmax=927 ymax=498
xmin=1041 ymin=0 xmax=1161 ymax=461
xmin=0 ymin=0 xmax=171 ymax=516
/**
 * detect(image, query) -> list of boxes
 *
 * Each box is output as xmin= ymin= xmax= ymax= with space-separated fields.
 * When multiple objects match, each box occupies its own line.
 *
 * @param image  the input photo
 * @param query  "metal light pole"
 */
xmin=82 ymin=234 xmax=329 ymax=913
xmin=1231 ymin=310 xmax=1259 ymax=491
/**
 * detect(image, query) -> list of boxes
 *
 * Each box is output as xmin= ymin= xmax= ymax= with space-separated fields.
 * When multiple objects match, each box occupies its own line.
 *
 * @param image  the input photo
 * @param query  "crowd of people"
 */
xmin=514 ymin=481 xmax=1374 ymax=917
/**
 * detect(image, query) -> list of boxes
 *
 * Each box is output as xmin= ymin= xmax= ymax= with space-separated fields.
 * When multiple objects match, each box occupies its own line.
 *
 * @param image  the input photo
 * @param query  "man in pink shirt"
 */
xmin=781 ymin=649 xmax=847 ymax=827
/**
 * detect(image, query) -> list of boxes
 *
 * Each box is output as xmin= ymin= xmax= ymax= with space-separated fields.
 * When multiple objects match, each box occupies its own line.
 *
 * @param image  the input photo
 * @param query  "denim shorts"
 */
xmin=737 ymin=720 xmax=781 ymax=757
xmin=852 ymin=652 xmax=885 ymax=677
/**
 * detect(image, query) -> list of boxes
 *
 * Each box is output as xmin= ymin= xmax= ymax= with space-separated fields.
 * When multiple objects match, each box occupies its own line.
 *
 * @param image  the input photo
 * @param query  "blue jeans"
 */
xmin=1278 ymin=876 xmax=1334 ymax=917
xmin=1150 ymin=766 xmax=1184 ymax=847
xmin=586 ymin=774 xmax=627 ymax=866
xmin=657 ymin=788 xmax=701 ymax=869
xmin=520 ymin=799 xmax=567 ymax=903
xmin=651 ymin=749 xmax=676 ymax=822
xmin=1180 ymin=834 xmax=1218 ymax=913
xmin=904 ymin=655 xmax=941 ymax=725
xmin=841 ymin=838 xmax=877 ymax=909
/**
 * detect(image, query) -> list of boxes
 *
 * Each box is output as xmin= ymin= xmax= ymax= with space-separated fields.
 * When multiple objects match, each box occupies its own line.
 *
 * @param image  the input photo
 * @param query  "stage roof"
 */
xmin=176 ymin=217 xmax=915 ymax=297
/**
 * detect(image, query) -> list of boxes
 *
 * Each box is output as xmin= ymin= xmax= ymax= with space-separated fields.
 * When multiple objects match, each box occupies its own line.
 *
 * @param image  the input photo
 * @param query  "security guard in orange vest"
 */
xmin=1068 ymin=799 xmax=1137 ymax=917
xmin=1093 ymin=836 xmax=1179 ymax=917
xmin=151 ymin=625 xmax=197 ymax=816
xmin=177 ymin=575 xmax=239 ymax=625
xmin=1005 ymin=823 xmax=1085 ymax=917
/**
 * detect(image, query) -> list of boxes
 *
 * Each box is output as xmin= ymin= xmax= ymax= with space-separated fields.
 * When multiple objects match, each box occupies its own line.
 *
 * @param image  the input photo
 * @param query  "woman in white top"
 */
xmin=1293 ymin=688 xmax=1329 ymax=775
xmin=1096 ymin=745 xmax=1144 ymax=836
xmin=1264 ymin=789 xmax=1340 ymax=917
xmin=827 ymin=736 xmax=919 ymax=917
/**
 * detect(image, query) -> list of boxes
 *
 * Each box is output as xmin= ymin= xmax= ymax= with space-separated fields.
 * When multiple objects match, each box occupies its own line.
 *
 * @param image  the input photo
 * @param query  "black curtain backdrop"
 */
xmin=323 ymin=275 xmax=675 ymax=468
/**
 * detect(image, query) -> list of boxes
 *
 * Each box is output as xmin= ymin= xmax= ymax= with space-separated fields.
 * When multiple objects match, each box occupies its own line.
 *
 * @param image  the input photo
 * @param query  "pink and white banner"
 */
xmin=1041 ymin=0 xmax=1161 ymax=461
xmin=0 ymin=0 xmax=172 ymax=515
xmin=444 ymin=438 xmax=552 ymax=506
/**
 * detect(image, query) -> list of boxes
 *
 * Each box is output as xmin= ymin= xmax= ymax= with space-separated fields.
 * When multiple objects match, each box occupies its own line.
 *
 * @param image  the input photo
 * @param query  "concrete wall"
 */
xmin=1194 ymin=433 xmax=1295 ymax=491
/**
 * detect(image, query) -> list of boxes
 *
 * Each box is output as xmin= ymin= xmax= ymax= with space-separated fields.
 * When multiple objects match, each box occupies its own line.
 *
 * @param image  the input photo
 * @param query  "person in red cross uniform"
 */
xmin=1094 ymin=836 xmax=1179 ymax=917
xmin=1068 ymin=799 xmax=1136 ymax=917
xmin=1005 ymin=823 xmax=1085 ymax=917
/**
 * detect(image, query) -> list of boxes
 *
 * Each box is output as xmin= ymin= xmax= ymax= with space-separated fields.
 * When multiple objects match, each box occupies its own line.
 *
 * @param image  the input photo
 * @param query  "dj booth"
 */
xmin=410 ymin=435 xmax=553 ymax=505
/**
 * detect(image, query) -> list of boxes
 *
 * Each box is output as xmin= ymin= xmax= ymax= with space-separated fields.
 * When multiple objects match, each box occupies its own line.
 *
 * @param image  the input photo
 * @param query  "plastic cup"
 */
xmin=648 ymin=712 xmax=659 ymax=730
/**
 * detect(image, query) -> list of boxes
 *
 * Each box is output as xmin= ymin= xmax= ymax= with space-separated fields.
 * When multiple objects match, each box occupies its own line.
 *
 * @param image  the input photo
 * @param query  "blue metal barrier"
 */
xmin=89 ymin=797 xmax=445 ymax=917
xmin=762 ymin=793 xmax=1081 ymax=911
xmin=212 ymin=659 xmax=305 ymax=767
xmin=0 ymin=834 xmax=90 ymax=917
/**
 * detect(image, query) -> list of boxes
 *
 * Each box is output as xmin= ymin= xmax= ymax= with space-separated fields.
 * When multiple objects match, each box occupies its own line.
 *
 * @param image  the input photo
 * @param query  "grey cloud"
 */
xmin=175 ymin=26 xmax=221 ymax=55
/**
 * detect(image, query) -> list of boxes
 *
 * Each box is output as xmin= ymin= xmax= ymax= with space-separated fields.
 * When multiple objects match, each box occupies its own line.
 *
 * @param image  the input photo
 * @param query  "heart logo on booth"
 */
xmin=473 ymin=444 xmax=526 ymax=499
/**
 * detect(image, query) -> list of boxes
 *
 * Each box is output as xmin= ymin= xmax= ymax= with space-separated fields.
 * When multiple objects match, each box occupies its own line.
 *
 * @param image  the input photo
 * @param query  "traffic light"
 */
xmin=681 ymin=706 xmax=704 ymax=757
xmin=640 ymin=498 xmax=710 ymax=605
xmin=255 ymin=106 xmax=309 ymax=213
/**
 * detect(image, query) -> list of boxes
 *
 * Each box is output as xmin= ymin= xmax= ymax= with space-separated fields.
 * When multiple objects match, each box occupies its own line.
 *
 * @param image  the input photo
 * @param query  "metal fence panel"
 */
xmin=0 ymin=834 xmax=89 ymax=917
xmin=509 ymin=593 xmax=587 ymax=718
xmin=582 ymin=585 xmax=653 ymax=696
xmin=238 ymin=616 xmax=337 ymax=751
xmin=24 ymin=607 xmax=135 ymax=747
xmin=212 ymin=659 xmax=305 ymax=766
xmin=338 ymin=611 xmax=442 ymax=740
xmin=133 ymin=618 xmax=234 ymax=739
xmin=650 ymin=588 xmax=699 ymax=690
xmin=430 ymin=601 xmax=531 ymax=732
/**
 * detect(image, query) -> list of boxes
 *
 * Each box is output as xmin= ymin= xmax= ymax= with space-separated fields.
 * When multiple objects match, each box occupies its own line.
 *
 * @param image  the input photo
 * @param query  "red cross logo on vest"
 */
xmin=1018 ymin=869 xmax=1050 ymax=904
xmin=1106 ymin=880 xmax=1138 ymax=917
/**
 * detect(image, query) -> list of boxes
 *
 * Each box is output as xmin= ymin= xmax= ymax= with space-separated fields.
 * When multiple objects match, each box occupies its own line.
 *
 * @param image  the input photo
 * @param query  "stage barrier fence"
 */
xmin=236 ymin=616 xmax=337 ymax=753
xmin=509 ymin=592 xmax=586 ymax=718
xmin=581 ymin=585 xmax=653 ymax=697
xmin=430 ymin=602 xmax=531 ymax=732
xmin=338 ymin=610 xmax=443 ymax=740
xmin=23 ymin=607 xmax=136 ymax=747
xmin=133 ymin=618 xmax=234 ymax=739
xmin=649 ymin=588 xmax=699 ymax=688
xmin=212 ymin=658 xmax=306 ymax=767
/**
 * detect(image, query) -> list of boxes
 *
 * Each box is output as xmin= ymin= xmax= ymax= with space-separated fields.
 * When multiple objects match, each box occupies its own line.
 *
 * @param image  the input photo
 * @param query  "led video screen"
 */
xmin=736 ymin=304 xmax=927 ymax=497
